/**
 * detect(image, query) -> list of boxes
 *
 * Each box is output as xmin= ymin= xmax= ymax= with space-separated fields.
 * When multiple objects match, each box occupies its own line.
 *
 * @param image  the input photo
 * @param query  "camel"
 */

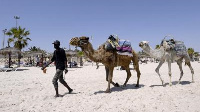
xmin=70 ymin=36 xmax=141 ymax=93
xmin=139 ymin=40 xmax=194 ymax=86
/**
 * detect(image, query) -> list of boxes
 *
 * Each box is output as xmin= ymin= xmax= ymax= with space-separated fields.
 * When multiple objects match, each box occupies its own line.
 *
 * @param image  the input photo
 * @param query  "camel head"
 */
xmin=139 ymin=41 xmax=149 ymax=49
xmin=70 ymin=36 xmax=89 ymax=47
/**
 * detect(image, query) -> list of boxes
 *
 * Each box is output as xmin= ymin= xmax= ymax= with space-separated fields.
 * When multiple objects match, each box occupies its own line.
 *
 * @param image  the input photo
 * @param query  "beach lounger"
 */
xmin=0 ymin=65 xmax=18 ymax=72
xmin=0 ymin=67 xmax=13 ymax=72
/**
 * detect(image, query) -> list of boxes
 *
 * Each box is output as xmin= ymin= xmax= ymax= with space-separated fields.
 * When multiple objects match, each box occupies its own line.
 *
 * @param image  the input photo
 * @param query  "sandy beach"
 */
xmin=0 ymin=62 xmax=200 ymax=112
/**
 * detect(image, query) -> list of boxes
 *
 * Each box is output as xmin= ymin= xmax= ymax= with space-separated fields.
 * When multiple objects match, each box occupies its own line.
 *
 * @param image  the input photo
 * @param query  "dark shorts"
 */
xmin=52 ymin=69 xmax=66 ymax=88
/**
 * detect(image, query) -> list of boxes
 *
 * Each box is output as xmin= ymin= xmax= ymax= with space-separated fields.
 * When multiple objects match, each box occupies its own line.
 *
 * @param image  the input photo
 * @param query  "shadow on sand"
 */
xmin=16 ymin=68 xmax=29 ymax=71
xmin=150 ymin=81 xmax=192 ymax=87
xmin=62 ymin=92 xmax=79 ymax=97
xmin=94 ymin=84 xmax=145 ymax=94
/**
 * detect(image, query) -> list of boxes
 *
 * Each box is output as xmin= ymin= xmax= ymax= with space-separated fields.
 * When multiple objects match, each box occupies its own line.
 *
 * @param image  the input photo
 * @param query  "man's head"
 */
xmin=52 ymin=40 xmax=60 ymax=49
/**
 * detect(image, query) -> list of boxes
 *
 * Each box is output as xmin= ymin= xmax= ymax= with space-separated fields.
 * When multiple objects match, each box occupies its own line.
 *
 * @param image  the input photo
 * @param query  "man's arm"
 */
xmin=41 ymin=61 xmax=53 ymax=70
xmin=41 ymin=51 xmax=55 ymax=70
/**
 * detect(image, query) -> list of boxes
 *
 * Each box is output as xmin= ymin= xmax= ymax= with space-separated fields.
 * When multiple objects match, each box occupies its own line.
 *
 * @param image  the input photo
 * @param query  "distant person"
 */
xmin=36 ymin=55 xmax=39 ymax=67
xmin=96 ymin=62 xmax=99 ymax=69
xmin=73 ymin=61 xmax=77 ymax=66
xmin=68 ymin=61 xmax=72 ymax=68
xmin=41 ymin=40 xmax=73 ymax=97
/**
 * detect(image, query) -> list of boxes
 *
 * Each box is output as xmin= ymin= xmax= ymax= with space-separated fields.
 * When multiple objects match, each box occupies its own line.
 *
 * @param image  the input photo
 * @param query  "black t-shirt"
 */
xmin=51 ymin=48 xmax=67 ymax=70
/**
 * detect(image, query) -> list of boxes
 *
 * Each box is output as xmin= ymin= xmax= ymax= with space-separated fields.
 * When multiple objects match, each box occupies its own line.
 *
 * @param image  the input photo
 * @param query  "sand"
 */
xmin=0 ymin=62 xmax=200 ymax=112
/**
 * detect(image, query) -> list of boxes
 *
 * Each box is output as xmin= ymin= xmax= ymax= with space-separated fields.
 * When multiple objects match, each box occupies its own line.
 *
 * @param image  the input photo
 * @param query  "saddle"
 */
xmin=105 ymin=35 xmax=133 ymax=57
xmin=160 ymin=39 xmax=176 ymax=50
xmin=160 ymin=38 xmax=187 ymax=57
xmin=174 ymin=41 xmax=187 ymax=57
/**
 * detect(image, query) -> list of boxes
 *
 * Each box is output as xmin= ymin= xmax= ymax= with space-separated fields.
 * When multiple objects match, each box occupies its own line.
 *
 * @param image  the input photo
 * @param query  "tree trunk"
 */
xmin=8 ymin=53 xmax=11 ymax=68
xmin=80 ymin=56 xmax=83 ymax=66
xmin=18 ymin=55 xmax=20 ymax=67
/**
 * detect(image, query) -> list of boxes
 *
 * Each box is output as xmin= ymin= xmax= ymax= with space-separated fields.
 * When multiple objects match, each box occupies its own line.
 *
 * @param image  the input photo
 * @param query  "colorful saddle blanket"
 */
xmin=116 ymin=40 xmax=132 ymax=52
xmin=105 ymin=36 xmax=133 ymax=57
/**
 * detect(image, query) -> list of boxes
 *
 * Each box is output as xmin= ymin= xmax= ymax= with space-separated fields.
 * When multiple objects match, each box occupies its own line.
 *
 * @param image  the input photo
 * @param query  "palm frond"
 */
xmin=6 ymin=26 xmax=31 ymax=50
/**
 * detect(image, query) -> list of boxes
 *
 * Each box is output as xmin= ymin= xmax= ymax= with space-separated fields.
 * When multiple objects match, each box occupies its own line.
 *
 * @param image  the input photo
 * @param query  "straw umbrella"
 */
xmin=0 ymin=47 xmax=21 ymax=67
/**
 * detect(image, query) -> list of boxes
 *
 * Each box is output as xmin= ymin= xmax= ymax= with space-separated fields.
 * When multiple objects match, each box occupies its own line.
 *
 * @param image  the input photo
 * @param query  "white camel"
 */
xmin=139 ymin=40 xmax=194 ymax=86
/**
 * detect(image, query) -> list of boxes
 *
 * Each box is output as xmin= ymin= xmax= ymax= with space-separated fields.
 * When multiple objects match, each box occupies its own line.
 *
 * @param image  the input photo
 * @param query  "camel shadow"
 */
xmin=150 ymin=81 xmax=191 ymax=87
xmin=94 ymin=84 xmax=145 ymax=94
xmin=118 ymin=67 xmax=135 ymax=70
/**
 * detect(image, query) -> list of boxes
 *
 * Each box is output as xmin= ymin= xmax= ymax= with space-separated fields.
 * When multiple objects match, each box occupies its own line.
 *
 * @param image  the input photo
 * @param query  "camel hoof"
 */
xmin=135 ymin=84 xmax=139 ymax=87
xmin=192 ymin=80 xmax=195 ymax=83
xmin=114 ymin=83 xmax=120 ymax=87
xmin=105 ymin=89 xmax=111 ymax=93
xmin=123 ymin=84 xmax=126 ymax=87
xmin=161 ymin=81 xmax=165 ymax=86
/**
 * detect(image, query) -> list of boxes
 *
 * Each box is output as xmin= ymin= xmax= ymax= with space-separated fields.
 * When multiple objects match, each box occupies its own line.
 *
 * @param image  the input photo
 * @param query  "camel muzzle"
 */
xmin=139 ymin=43 xmax=143 ymax=47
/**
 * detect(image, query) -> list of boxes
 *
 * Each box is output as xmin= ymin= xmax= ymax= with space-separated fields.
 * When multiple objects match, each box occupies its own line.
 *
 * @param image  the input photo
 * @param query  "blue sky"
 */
xmin=0 ymin=0 xmax=200 ymax=52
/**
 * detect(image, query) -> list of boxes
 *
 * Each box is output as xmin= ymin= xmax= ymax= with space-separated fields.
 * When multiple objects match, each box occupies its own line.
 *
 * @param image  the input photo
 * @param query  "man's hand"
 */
xmin=65 ymin=68 xmax=68 ymax=74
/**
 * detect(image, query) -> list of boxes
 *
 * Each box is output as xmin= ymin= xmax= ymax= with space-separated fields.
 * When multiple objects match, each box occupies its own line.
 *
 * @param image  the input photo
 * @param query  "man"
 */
xmin=41 ymin=40 xmax=73 ymax=97
xmin=36 ymin=55 xmax=39 ymax=67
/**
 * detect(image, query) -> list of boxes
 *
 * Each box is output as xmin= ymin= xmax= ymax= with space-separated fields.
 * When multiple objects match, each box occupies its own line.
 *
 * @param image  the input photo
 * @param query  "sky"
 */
xmin=0 ymin=0 xmax=200 ymax=53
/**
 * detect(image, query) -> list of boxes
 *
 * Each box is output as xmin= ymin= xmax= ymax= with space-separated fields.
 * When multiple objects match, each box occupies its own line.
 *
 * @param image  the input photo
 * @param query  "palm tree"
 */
xmin=28 ymin=46 xmax=45 ymax=52
xmin=6 ymin=26 xmax=31 ymax=66
xmin=155 ymin=45 xmax=160 ymax=49
xmin=187 ymin=48 xmax=194 ymax=61
xmin=29 ymin=46 xmax=39 ymax=51
xmin=194 ymin=52 xmax=199 ymax=58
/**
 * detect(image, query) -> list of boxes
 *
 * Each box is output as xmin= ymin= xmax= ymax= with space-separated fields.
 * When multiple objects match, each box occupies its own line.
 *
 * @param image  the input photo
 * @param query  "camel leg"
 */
xmin=133 ymin=61 xmax=141 ymax=87
xmin=167 ymin=59 xmax=172 ymax=86
xmin=106 ymin=67 xmax=114 ymax=93
xmin=155 ymin=59 xmax=165 ymax=85
xmin=185 ymin=56 xmax=194 ymax=82
xmin=132 ymin=54 xmax=141 ymax=87
xmin=177 ymin=58 xmax=184 ymax=84
xmin=123 ymin=66 xmax=131 ymax=87
xmin=105 ymin=66 xmax=120 ymax=87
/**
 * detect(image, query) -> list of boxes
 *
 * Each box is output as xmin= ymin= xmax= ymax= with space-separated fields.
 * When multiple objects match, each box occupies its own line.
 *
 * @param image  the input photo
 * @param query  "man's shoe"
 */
xmin=69 ymin=89 xmax=73 ymax=94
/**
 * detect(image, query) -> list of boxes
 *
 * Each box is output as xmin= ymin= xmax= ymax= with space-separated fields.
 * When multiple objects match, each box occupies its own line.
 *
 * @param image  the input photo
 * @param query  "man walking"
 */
xmin=41 ymin=40 xmax=73 ymax=97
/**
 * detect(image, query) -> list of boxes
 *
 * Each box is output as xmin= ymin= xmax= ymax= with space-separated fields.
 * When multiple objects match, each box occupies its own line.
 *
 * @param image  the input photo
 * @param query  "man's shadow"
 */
xmin=61 ymin=91 xmax=79 ymax=97
xmin=94 ymin=84 xmax=145 ymax=94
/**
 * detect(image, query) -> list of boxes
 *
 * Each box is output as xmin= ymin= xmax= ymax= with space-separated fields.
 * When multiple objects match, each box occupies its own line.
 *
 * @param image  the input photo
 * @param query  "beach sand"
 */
xmin=0 ymin=62 xmax=200 ymax=112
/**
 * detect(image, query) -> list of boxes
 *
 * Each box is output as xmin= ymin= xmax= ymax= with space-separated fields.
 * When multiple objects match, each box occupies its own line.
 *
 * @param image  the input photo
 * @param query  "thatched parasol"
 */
xmin=0 ymin=47 xmax=21 ymax=67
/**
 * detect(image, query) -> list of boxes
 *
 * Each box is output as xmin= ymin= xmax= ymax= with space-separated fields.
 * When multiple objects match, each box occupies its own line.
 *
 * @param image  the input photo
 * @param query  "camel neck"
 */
xmin=82 ymin=42 xmax=101 ymax=62
xmin=143 ymin=45 xmax=165 ymax=60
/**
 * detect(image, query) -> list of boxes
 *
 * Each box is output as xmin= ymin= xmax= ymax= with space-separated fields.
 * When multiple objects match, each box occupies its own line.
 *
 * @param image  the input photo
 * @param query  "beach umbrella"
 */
xmin=24 ymin=51 xmax=43 ymax=57
xmin=0 ymin=47 xmax=21 ymax=55
xmin=0 ymin=47 xmax=21 ymax=68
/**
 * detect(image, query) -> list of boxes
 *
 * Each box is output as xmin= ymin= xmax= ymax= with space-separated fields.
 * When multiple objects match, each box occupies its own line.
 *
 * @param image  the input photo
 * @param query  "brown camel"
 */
xmin=70 ymin=36 xmax=141 ymax=93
